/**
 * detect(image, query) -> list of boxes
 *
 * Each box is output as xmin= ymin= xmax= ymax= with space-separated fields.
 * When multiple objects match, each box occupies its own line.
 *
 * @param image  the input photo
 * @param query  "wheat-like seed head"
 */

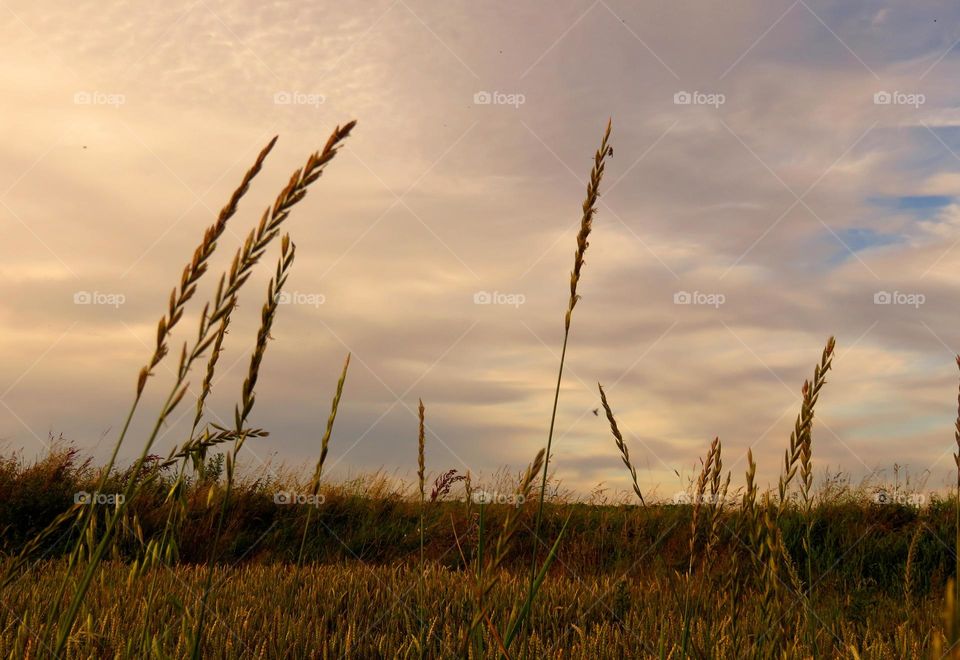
xmin=565 ymin=119 xmax=613 ymax=332
xmin=779 ymin=336 xmax=836 ymax=516
xmin=743 ymin=449 xmax=758 ymax=512
xmin=310 ymin=353 xmax=351 ymax=495
xmin=155 ymin=121 xmax=356 ymax=431
xmin=705 ymin=461 xmax=730 ymax=559
xmin=191 ymin=315 xmax=230 ymax=437
xmin=688 ymin=437 xmax=727 ymax=568
xmin=235 ymin=235 xmax=295 ymax=431
xmin=429 ymin=470 xmax=465 ymax=503
xmin=138 ymin=137 xmax=278 ymax=397
xmin=954 ymin=355 xmax=960 ymax=485
xmin=216 ymin=122 xmax=357 ymax=326
xmin=162 ymin=427 xmax=268 ymax=470
xmin=691 ymin=439 xmax=718 ymax=519
xmin=598 ymin=384 xmax=645 ymax=505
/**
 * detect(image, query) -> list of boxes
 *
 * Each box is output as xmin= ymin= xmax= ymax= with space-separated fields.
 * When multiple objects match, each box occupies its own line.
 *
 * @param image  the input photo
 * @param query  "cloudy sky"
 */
xmin=3 ymin=1 xmax=960 ymax=498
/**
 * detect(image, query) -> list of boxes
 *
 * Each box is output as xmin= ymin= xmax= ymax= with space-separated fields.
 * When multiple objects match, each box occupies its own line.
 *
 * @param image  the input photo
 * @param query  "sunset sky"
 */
xmin=3 ymin=1 xmax=960 ymax=498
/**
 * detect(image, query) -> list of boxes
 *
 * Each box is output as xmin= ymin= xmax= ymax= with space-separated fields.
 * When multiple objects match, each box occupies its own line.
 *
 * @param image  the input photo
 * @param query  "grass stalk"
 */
xmin=295 ymin=352 xmax=351 ymax=569
xmin=190 ymin=234 xmax=296 ymax=658
xmin=525 ymin=118 xmax=613 ymax=629
xmin=417 ymin=399 xmax=426 ymax=658
xmin=51 ymin=122 xmax=355 ymax=656
xmin=598 ymin=383 xmax=644 ymax=504
xmin=954 ymin=355 xmax=960 ymax=604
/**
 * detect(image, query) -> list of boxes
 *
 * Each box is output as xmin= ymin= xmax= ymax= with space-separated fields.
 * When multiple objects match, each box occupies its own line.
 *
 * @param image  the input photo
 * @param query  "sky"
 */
xmin=3 ymin=1 xmax=960 ymax=499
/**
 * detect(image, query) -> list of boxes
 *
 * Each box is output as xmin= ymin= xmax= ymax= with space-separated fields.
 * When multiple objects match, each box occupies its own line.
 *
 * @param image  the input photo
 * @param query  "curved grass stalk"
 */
xmin=33 ymin=138 xmax=280 ymax=641
xmin=295 ymin=353 xmax=351 ymax=569
xmin=524 ymin=120 xmax=613 ymax=633
xmin=189 ymin=236 xmax=296 ymax=659
xmin=51 ymin=121 xmax=355 ymax=656
xmin=598 ymin=383 xmax=644 ymax=504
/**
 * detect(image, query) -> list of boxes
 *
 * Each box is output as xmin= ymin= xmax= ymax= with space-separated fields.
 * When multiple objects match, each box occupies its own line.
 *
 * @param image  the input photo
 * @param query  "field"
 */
xmin=0 ymin=446 xmax=955 ymax=658
xmin=4 ymin=119 xmax=960 ymax=658
xmin=0 ymin=556 xmax=944 ymax=658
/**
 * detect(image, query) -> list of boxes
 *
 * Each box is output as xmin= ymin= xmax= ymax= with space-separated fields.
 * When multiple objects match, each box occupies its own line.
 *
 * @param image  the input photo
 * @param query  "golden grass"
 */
xmin=597 ymin=383 xmax=644 ymax=505
xmin=527 ymin=120 xmax=614 ymax=642
xmin=0 ymin=559 xmax=940 ymax=658
xmin=28 ymin=121 xmax=356 ymax=656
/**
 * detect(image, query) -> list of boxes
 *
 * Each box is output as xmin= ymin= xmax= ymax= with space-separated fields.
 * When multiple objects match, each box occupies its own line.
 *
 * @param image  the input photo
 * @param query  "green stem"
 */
xmin=524 ymin=327 xmax=569 ymax=632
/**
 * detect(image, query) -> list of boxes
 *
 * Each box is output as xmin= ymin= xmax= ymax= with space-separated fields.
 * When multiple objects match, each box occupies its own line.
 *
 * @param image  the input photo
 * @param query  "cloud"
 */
xmin=3 ymin=0 xmax=960 ymax=496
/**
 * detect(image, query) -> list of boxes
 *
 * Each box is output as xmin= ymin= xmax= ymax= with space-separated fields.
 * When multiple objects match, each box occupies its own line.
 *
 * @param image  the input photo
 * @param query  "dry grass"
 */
xmin=527 ymin=120 xmax=614 ymax=643
xmin=0 ymin=559 xmax=942 ymax=658
xmin=597 ymin=384 xmax=644 ymax=505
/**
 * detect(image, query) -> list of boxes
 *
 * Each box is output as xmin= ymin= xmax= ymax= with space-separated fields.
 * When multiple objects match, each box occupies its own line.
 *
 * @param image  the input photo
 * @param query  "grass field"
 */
xmin=0 ymin=555 xmax=944 ymax=658
xmin=5 ymin=119 xmax=960 ymax=658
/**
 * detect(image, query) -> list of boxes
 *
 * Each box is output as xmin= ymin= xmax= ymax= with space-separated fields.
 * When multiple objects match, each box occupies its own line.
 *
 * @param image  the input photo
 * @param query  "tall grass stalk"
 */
xmin=49 ymin=121 xmax=355 ymax=656
xmin=525 ymin=118 xmax=612 ymax=628
xmin=794 ymin=337 xmax=835 ymax=654
xmin=464 ymin=448 xmax=544 ymax=651
xmin=680 ymin=437 xmax=726 ymax=655
xmin=954 ymin=355 xmax=960 ymax=605
xmin=598 ymin=383 xmax=644 ymax=504
xmin=137 ymin=312 xmax=233 ymax=654
xmin=20 ymin=136 xmax=278 ymax=638
xmin=758 ymin=336 xmax=835 ymax=656
xmin=294 ymin=353 xmax=350 ymax=570
xmin=190 ymin=234 xmax=297 ymax=658
xmin=417 ymin=399 xmax=427 ymax=658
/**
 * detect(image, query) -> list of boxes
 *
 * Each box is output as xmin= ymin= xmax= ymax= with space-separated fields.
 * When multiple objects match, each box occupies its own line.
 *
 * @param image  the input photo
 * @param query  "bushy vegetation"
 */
xmin=0 ymin=441 xmax=952 ymax=593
